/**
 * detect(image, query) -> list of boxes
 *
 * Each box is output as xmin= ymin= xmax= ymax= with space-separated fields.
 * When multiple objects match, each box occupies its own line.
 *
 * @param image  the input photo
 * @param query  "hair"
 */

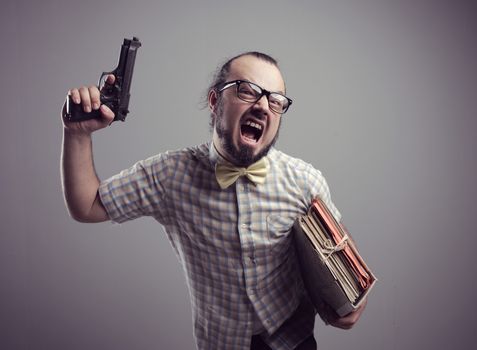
xmin=207 ymin=51 xmax=279 ymax=93
xmin=204 ymin=51 xmax=280 ymax=129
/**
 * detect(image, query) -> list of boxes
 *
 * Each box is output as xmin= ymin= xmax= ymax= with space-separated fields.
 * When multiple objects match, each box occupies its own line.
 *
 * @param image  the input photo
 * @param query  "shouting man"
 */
xmin=61 ymin=52 xmax=366 ymax=350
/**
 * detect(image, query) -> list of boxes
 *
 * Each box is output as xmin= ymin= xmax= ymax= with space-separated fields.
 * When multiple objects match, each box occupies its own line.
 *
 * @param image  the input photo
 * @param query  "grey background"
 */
xmin=1 ymin=0 xmax=476 ymax=349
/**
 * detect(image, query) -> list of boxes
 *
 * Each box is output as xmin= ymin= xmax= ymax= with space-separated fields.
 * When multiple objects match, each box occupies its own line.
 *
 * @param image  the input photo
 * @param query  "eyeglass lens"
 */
xmin=237 ymin=81 xmax=289 ymax=113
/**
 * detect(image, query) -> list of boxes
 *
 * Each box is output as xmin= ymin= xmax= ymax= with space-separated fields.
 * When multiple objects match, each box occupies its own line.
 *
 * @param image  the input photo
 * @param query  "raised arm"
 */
xmin=60 ymin=76 xmax=115 ymax=223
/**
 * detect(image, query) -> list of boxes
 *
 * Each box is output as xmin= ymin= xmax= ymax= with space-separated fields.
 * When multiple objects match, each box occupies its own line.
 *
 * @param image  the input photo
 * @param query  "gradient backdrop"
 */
xmin=1 ymin=0 xmax=476 ymax=349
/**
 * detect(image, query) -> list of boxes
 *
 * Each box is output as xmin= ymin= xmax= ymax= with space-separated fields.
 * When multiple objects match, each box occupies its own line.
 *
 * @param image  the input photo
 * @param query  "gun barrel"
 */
xmin=119 ymin=37 xmax=141 ymax=97
xmin=110 ymin=37 xmax=141 ymax=121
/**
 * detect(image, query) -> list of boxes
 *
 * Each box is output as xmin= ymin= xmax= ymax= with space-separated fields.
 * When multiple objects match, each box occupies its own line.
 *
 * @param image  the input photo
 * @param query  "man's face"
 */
xmin=210 ymin=55 xmax=285 ymax=167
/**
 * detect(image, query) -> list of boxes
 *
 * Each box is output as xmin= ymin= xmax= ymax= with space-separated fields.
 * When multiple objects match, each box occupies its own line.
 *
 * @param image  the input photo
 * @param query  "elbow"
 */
xmin=67 ymin=208 xmax=90 ymax=223
xmin=65 ymin=204 xmax=95 ymax=223
xmin=66 ymin=204 xmax=109 ymax=223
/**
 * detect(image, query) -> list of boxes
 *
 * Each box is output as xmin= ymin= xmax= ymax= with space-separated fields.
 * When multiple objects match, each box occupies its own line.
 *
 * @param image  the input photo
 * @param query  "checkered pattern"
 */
xmin=99 ymin=142 xmax=341 ymax=350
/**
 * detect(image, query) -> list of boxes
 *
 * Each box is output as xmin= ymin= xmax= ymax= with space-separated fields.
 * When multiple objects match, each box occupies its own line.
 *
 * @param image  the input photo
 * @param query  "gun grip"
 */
xmin=65 ymin=95 xmax=102 ymax=122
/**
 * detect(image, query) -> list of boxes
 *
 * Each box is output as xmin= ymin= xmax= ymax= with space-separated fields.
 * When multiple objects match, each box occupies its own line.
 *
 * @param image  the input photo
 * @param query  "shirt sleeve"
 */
xmin=98 ymin=153 xmax=170 ymax=224
xmin=307 ymin=166 xmax=342 ymax=223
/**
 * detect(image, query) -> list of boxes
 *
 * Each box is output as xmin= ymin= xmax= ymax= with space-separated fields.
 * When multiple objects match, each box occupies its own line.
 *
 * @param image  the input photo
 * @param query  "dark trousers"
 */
xmin=250 ymin=334 xmax=317 ymax=350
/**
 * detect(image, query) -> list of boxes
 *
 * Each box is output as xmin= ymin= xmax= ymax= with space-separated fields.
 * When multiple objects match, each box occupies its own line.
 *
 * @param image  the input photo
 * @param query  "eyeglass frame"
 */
xmin=218 ymin=79 xmax=293 ymax=114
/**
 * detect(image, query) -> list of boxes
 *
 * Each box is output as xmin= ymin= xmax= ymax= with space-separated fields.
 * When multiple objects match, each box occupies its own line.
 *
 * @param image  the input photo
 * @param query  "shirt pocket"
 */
xmin=266 ymin=214 xmax=295 ymax=255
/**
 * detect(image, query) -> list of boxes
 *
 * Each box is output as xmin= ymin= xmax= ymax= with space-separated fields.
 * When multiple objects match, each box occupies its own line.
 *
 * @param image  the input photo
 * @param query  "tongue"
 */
xmin=243 ymin=130 xmax=256 ymax=140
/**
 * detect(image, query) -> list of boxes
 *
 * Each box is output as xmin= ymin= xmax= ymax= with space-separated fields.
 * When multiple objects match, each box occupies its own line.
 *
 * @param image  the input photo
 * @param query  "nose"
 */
xmin=252 ymin=94 xmax=271 ymax=117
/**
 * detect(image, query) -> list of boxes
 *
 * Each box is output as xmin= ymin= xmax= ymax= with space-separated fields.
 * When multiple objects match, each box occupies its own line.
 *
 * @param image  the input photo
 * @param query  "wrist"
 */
xmin=63 ymin=127 xmax=93 ymax=140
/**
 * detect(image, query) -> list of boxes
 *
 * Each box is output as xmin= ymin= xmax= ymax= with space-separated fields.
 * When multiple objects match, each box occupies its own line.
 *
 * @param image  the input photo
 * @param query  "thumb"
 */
xmin=100 ymin=104 xmax=115 ymax=124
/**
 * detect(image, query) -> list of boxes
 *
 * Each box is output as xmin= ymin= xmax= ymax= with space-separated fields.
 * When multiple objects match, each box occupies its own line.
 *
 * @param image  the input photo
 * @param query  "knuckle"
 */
xmin=88 ymin=87 xmax=100 ymax=102
xmin=79 ymin=87 xmax=89 ymax=97
xmin=68 ymin=89 xmax=80 ymax=104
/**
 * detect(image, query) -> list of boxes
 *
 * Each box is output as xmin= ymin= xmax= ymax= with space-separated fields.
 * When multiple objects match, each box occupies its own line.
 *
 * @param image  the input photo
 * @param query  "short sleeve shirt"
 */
xmin=98 ymin=142 xmax=341 ymax=350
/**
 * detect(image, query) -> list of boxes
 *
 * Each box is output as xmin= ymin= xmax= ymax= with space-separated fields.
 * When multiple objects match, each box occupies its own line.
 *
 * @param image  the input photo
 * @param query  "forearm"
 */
xmin=61 ymin=129 xmax=106 ymax=222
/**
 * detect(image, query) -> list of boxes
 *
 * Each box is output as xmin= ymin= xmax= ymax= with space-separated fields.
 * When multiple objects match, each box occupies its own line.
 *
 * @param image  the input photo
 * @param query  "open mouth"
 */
xmin=240 ymin=119 xmax=263 ymax=143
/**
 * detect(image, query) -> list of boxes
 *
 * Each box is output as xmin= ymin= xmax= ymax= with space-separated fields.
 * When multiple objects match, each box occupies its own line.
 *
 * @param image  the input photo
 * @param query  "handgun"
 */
xmin=65 ymin=37 xmax=142 ymax=123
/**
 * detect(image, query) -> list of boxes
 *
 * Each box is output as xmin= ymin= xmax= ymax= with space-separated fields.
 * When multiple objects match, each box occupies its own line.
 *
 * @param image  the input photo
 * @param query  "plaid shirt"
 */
xmin=99 ymin=142 xmax=341 ymax=350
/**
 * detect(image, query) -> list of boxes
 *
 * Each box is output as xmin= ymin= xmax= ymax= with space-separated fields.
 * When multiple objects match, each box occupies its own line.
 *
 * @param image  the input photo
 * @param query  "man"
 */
xmin=61 ymin=52 xmax=366 ymax=350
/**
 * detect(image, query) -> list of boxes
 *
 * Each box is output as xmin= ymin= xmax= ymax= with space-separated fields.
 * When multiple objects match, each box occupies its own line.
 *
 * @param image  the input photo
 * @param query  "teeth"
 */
xmin=245 ymin=120 xmax=262 ymax=130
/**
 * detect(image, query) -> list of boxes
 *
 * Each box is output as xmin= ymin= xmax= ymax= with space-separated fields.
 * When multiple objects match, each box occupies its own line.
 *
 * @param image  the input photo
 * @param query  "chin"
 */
xmin=230 ymin=139 xmax=275 ymax=167
xmin=215 ymin=112 xmax=280 ymax=166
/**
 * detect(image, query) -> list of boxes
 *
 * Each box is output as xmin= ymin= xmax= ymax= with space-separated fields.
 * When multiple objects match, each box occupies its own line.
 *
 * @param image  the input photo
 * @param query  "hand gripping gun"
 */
xmin=65 ymin=37 xmax=142 ymax=123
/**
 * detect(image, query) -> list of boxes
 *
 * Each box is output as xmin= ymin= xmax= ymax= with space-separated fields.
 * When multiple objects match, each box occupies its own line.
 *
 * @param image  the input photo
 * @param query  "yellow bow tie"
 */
xmin=215 ymin=158 xmax=269 ymax=189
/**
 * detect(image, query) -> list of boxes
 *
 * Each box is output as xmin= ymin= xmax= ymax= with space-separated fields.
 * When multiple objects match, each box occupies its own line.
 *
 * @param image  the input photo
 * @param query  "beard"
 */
xmin=214 ymin=102 xmax=281 ymax=167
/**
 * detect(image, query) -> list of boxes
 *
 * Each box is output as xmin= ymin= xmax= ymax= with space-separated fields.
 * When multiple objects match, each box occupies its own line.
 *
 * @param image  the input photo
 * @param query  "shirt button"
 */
xmin=241 ymin=223 xmax=248 ymax=229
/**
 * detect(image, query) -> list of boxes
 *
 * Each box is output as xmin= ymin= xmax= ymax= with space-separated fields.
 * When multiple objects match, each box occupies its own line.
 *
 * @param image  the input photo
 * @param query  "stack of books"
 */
xmin=294 ymin=198 xmax=377 ymax=321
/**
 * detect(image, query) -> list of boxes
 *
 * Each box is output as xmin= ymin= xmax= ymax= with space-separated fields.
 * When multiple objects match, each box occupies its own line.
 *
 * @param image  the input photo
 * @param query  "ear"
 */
xmin=208 ymin=89 xmax=218 ymax=114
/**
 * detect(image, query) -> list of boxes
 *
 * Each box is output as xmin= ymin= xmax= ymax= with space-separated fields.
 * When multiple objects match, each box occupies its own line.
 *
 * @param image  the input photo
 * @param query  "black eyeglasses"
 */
xmin=219 ymin=80 xmax=293 ymax=114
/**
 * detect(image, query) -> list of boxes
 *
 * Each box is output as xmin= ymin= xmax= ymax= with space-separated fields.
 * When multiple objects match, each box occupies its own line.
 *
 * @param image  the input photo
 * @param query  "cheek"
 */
xmin=223 ymin=105 xmax=246 ymax=127
xmin=267 ymin=119 xmax=280 ymax=137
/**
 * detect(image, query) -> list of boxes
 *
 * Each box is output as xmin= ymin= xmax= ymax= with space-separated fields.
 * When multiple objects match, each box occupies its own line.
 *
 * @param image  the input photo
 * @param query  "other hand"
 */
xmin=328 ymin=298 xmax=367 ymax=330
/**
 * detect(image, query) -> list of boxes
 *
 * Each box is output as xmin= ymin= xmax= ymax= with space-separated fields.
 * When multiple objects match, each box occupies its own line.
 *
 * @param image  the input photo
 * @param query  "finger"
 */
xmin=88 ymin=85 xmax=101 ymax=110
xmin=105 ymin=74 xmax=115 ymax=85
xmin=78 ymin=87 xmax=92 ymax=113
xmin=359 ymin=297 xmax=368 ymax=310
xmin=100 ymin=74 xmax=116 ymax=95
xmin=330 ymin=304 xmax=364 ymax=329
xmin=69 ymin=88 xmax=81 ymax=104
xmin=99 ymin=104 xmax=115 ymax=123
xmin=330 ymin=317 xmax=353 ymax=330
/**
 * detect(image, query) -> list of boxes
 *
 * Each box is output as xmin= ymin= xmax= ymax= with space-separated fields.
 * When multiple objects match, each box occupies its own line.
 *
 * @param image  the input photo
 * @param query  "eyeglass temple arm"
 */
xmin=218 ymin=81 xmax=240 ymax=92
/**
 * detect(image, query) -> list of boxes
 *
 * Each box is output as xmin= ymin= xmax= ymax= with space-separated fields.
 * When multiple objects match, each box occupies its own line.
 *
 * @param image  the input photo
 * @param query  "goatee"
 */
xmin=214 ymin=107 xmax=280 ymax=167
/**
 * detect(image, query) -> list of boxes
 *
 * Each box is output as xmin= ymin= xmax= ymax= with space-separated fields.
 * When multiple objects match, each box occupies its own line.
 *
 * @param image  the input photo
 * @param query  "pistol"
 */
xmin=65 ymin=37 xmax=142 ymax=123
